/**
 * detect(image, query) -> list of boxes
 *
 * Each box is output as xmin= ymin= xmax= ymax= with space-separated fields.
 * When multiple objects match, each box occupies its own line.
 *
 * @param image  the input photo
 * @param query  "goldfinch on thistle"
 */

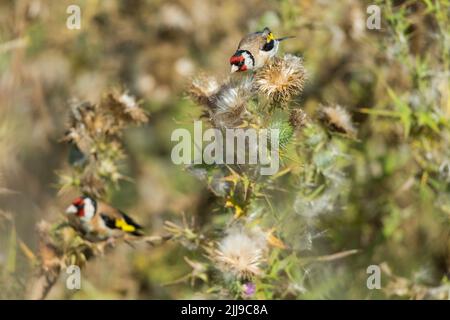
xmin=230 ymin=27 xmax=294 ymax=73
xmin=65 ymin=196 xmax=143 ymax=242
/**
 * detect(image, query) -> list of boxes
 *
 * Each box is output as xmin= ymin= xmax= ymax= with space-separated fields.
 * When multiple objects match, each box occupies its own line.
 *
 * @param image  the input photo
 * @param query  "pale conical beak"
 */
xmin=230 ymin=65 xmax=239 ymax=73
xmin=66 ymin=204 xmax=78 ymax=215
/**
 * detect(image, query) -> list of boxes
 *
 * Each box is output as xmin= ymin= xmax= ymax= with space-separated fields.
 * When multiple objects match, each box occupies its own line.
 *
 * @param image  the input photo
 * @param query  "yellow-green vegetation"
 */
xmin=0 ymin=0 xmax=449 ymax=299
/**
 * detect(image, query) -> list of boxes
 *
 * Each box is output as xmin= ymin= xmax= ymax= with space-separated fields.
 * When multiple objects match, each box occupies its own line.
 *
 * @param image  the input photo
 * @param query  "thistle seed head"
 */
xmin=254 ymin=54 xmax=306 ymax=104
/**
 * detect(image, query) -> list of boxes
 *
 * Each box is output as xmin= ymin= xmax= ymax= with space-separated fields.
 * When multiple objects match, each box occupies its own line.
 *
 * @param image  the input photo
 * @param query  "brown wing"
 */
xmin=237 ymin=31 xmax=266 ymax=53
xmin=96 ymin=201 xmax=123 ymax=219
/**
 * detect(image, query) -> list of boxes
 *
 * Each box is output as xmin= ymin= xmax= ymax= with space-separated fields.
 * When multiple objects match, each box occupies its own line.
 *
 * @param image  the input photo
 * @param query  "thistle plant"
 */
xmin=166 ymin=48 xmax=361 ymax=299
xmin=60 ymin=90 xmax=148 ymax=198
xmin=28 ymin=90 xmax=160 ymax=299
xmin=1 ymin=0 xmax=449 ymax=301
xmin=254 ymin=54 xmax=306 ymax=104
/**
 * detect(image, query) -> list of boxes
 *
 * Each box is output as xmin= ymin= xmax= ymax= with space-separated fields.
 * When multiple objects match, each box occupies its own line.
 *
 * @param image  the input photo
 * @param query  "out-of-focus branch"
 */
xmin=27 ymin=221 xmax=63 ymax=300
xmin=27 ymin=220 xmax=172 ymax=300
xmin=26 ymin=90 xmax=156 ymax=300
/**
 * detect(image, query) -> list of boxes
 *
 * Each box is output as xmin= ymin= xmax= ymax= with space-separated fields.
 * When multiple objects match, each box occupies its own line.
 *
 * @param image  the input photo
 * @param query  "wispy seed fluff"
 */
xmin=190 ymin=76 xmax=252 ymax=128
xmin=209 ymin=78 xmax=252 ymax=128
xmin=254 ymin=54 xmax=306 ymax=104
xmin=214 ymin=227 xmax=267 ymax=279
xmin=319 ymin=104 xmax=357 ymax=136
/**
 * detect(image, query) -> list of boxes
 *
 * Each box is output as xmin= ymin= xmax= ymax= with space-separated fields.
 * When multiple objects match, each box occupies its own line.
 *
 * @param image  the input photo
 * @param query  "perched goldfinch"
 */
xmin=65 ymin=196 xmax=143 ymax=242
xmin=230 ymin=27 xmax=294 ymax=73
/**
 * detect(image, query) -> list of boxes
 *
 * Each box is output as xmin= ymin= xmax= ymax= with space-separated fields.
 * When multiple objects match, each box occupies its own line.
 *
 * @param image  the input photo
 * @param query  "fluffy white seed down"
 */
xmin=214 ymin=227 xmax=267 ymax=279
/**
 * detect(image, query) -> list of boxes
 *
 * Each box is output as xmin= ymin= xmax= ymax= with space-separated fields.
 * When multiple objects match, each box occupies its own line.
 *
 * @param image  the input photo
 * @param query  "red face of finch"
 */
xmin=230 ymin=50 xmax=254 ymax=73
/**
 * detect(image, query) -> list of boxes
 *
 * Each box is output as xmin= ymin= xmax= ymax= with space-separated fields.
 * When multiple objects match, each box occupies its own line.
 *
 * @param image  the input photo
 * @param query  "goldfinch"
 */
xmin=65 ymin=196 xmax=143 ymax=242
xmin=230 ymin=27 xmax=294 ymax=73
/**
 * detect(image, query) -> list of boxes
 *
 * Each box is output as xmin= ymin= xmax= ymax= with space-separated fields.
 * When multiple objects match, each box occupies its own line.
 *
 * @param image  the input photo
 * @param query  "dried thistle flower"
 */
xmin=189 ymin=75 xmax=253 ymax=128
xmin=61 ymin=91 xmax=148 ymax=197
xmin=207 ymin=78 xmax=253 ymax=128
xmin=189 ymin=75 xmax=221 ymax=106
xmin=254 ymin=54 xmax=306 ymax=104
xmin=318 ymin=104 xmax=357 ymax=136
xmin=64 ymin=102 xmax=96 ymax=152
xmin=289 ymin=108 xmax=308 ymax=130
xmin=213 ymin=227 xmax=267 ymax=279
xmin=106 ymin=91 xmax=149 ymax=124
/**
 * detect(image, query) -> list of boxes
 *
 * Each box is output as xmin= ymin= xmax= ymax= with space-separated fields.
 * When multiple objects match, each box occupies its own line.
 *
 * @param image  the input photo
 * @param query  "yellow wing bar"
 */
xmin=115 ymin=219 xmax=136 ymax=232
